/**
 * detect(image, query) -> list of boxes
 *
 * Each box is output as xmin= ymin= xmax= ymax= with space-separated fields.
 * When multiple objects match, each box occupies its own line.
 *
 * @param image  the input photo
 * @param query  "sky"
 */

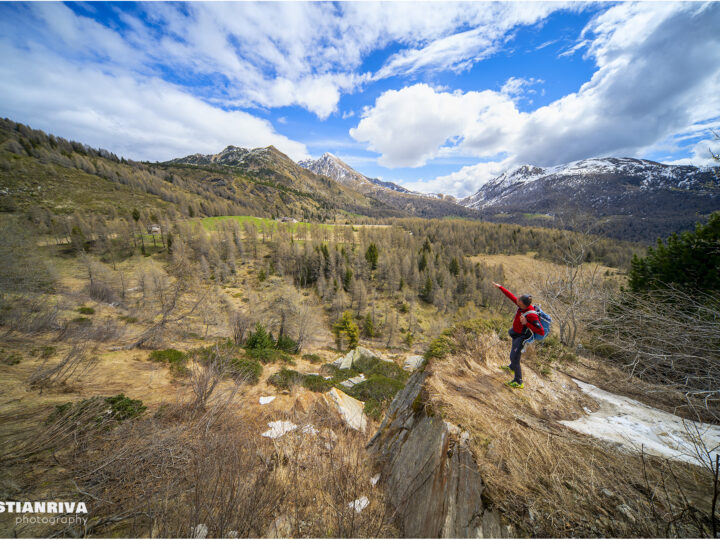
xmin=1 ymin=1 xmax=719 ymax=197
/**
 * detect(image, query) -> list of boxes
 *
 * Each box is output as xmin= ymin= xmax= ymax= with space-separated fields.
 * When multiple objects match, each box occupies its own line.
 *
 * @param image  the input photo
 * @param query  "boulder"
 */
xmin=403 ymin=355 xmax=425 ymax=371
xmin=261 ymin=421 xmax=297 ymax=439
xmin=323 ymin=387 xmax=368 ymax=432
xmin=332 ymin=347 xmax=394 ymax=370
xmin=367 ymin=371 xmax=506 ymax=538
xmin=339 ymin=374 xmax=366 ymax=388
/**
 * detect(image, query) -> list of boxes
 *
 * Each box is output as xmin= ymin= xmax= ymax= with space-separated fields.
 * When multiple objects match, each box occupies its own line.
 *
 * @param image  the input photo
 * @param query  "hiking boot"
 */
xmin=500 ymin=365 xmax=514 ymax=373
xmin=505 ymin=380 xmax=524 ymax=389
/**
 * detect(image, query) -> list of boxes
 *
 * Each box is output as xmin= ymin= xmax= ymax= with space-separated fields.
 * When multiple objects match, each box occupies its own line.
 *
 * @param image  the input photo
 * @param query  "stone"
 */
xmin=371 ymin=473 xmax=381 ymax=486
xmin=332 ymin=350 xmax=355 ymax=370
xmin=259 ymin=396 xmax=276 ymax=405
xmin=368 ymin=370 xmax=506 ymax=538
xmin=403 ymin=355 xmax=425 ymax=371
xmin=323 ymin=387 xmax=368 ymax=432
xmin=616 ymin=504 xmax=635 ymax=523
xmin=340 ymin=374 xmax=366 ymax=388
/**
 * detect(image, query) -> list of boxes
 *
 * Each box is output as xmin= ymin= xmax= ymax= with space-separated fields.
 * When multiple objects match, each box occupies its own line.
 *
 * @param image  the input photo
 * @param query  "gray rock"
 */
xmin=403 ymin=355 xmax=425 ymax=371
xmin=368 ymin=371 xmax=505 ymax=538
xmin=340 ymin=374 xmax=366 ymax=388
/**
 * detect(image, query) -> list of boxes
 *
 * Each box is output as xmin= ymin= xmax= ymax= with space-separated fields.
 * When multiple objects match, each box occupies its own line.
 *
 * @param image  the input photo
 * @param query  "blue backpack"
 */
xmin=524 ymin=305 xmax=552 ymax=343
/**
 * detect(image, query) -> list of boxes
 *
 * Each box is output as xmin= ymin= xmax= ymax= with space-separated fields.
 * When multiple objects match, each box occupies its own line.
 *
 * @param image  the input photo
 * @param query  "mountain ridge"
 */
xmin=460 ymin=156 xmax=719 ymax=241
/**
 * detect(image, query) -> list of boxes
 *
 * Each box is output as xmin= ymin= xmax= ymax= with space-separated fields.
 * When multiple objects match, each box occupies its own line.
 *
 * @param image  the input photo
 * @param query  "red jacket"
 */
xmin=498 ymin=286 xmax=545 ymax=336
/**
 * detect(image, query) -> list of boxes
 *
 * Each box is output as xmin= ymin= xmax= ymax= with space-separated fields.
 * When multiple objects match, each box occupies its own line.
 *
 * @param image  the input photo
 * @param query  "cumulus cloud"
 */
xmin=352 ymin=2 xmax=720 ymax=195
xmin=0 ymin=45 xmax=309 ymax=162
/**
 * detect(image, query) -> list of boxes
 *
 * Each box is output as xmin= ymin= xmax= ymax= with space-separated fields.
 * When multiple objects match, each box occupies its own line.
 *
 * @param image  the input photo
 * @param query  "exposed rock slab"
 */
xmin=368 ymin=370 xmax=506 ymax=538
xmin=340 ymin=374 xmax=366 ymax=388
xmin=323 ymin=387 xmax=368 ymax=432
xmin=332 ymin=347 xmax=394 ymax=370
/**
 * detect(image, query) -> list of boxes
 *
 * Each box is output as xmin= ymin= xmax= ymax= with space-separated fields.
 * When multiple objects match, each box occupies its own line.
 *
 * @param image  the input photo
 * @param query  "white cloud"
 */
xmin=352 ymin=2 xmax=720 ymax=196
xmin=0 ymin=45 xmax=309 ymax=162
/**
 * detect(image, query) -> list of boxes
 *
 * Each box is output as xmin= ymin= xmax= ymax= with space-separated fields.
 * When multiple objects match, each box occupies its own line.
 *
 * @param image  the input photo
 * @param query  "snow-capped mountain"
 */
xmin=298 ymin=153 xmax=410 ymax=193
xmin=298 ymin=152 xmax=478 ymax=219
xmin=460 ymin=157 xmax=719 ymax=241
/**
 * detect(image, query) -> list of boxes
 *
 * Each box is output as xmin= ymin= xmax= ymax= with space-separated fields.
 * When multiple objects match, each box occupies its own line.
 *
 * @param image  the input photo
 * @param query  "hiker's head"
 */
xmin=517 ymin=294 xmax=532 ymax=309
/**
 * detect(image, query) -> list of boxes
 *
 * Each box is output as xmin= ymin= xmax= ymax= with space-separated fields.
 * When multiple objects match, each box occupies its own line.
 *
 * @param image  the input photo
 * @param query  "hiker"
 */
xmin=492 ymin=282 xmax=545 ymax=389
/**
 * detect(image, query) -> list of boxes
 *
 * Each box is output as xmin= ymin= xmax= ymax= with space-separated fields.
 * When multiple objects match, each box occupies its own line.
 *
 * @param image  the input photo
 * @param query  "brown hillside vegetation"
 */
xmin=423 ymin=323 xmax=717 ymax=537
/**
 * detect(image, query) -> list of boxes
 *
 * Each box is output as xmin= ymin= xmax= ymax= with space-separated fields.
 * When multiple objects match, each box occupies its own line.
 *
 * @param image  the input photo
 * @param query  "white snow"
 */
xmin=259 ymin=396 xmax=276 ymax=405
xmin=561 ymin=379 xmax=720 ymax=467
xmin=348 ymin=496 xmax=369 ymax=513
xmin=261 ymin=420 xmax=298 ymax=439
xmin=370 ymin=473 xmax=380 ymax=486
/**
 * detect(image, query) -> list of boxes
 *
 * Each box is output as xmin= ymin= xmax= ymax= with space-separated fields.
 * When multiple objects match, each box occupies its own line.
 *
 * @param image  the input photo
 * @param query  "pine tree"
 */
xmin=365 ymin=243 xmax=379 ymax=271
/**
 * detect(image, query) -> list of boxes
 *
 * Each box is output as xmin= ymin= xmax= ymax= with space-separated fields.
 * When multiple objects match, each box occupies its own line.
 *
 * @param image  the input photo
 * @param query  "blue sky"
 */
xmin=1 ymin=2 xmax=719 ymax=196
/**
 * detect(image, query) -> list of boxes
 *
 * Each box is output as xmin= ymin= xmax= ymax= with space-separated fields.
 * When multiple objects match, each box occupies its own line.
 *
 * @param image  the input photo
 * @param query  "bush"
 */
xmin=38 ymin=346 xmax=56 ymax=359
xmin=302 ymin=353 xmax=322 ymax=364
xmin=245 ymin=348 xmax=292 ymax=365
xmin=47 ymin=394 xmax=146 ymax=426
xmin=268 ymin=368 xmax=304 ymax=390
xmin=118 ymin=315 xmax=138 ymax=324
xmin=245 ymin=323 xmax=274 ymax=350
xmin=332 ymin=311 xmax=359 ymax=350
xmin=70 ymin=316 xmax=92 ymax=326
xmin=346 ymin=375 xmax=404 ymax=404
xmin=231 ymin=358 xmax=263 ymax=385
xmin=0 ymin=349 xmax=22 ymax=365
xmin=77 ymin=306 xmax=95 ymax=315
xmin=105 ymin=394 xmax=147 ymax=421
xmin=364 ymin=398 xmax=384 ymax=421
xmin=149 ymin=349 xmax=186 ymax=364
xmin=302 ymin=374 xmax=334 ymax=392
xmin=425 ymin=334 xmax=453 ymax=361
xmin=149 ymin=349 xmax=188 ymax=375
xmin=275 ymin=334 xmax=299 ymax=353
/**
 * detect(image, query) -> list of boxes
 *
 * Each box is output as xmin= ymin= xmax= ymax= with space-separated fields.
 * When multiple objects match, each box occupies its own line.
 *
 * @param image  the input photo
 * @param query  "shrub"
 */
xmin=149 ymin=349 xmax=188 ymax=375
xmin=231 ymin=358 xmax=263 ymax=385
xmin=346 ymin=375 xmax=404 ymax=404
xmin=302 ymin=353 xmax=322 ymax=364
xmin=332 ymin=311 xmax=359 ymax=350
xmin=38 ymin=346 xmax=56 ymax=359
xmin=118 ymin=315 xmax=138 ymax=324
xmin=105 ymin=394 xmax=147 ymax=420
xmin=245 ymin=348 xmax=292 ymax=365
xmin=149 ymin=349 xmax=186 ymax=364
xmin=0 ymin=349 xmax=21 ymax=365
xmin=268 ymin=368 xmax=304 ymax=390
xmin=302 ymin=374 xmax=334 ymax=393
xmin=424 ymin=334 xmax=453 ymax=361
xmin=70 ymin=316 xmax=92 ymax=326
xmin=245 ymin=323 xmax=274 ymax=350
xmin=275 ymin=334 xmax=299 ymax=353
xmin=77 ymin=306 xmax=95 ymax=315
xmin=364 ymin=398 xmax=384 ymax=421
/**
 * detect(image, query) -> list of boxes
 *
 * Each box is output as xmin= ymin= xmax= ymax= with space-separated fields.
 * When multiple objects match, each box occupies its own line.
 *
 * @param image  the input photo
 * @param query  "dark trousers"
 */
xmin=508 ymin=328 xmax=533 ymax=384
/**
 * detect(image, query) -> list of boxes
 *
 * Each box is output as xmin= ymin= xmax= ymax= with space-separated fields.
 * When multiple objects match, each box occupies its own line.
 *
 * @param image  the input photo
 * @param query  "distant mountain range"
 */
xmin=299 ymin=153 xmax=411 ymax=193
xmin=460 ymin=157 xmax=719 ymax=241
xmin=2 ymin=116 xmax=718 ymax=242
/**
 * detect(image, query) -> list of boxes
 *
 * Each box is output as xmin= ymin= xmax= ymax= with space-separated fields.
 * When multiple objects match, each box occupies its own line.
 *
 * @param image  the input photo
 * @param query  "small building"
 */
xmin=147 ymin=224 xmax=161 ymax=234
xmin=278 ymin=216 xmax=298 ymax=223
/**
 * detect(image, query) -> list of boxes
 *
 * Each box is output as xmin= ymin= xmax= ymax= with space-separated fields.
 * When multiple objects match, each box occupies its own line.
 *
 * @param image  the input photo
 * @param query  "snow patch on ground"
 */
xmin=259 ymin=396 xmax=276 ymax=405
xmin=261 ymin=420 xmax=297 ymax=438
xmin=561 ymin=379 xmax=720 ymax=467
xmin=348 ymin=496 xmax=369 ymax=513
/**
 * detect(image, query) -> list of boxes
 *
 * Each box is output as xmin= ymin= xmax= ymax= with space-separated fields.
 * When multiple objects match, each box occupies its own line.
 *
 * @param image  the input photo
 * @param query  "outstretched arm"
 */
xmin=492 ymin=282 xmax=517 ymax=304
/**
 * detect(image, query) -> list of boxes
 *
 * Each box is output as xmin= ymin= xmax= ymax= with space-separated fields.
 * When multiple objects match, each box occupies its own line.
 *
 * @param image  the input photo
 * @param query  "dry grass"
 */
xmin=424 ymin=330 xmax=716 ymax=537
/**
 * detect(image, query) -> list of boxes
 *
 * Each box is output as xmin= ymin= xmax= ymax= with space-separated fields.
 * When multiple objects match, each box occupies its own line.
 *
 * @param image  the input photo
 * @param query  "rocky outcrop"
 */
xmin=332 ymin=346 xmax=394 ymax=370
xmin=368 ymin=371 xmax=507 ymax=538
xmin=323 ymin=387 xmax=368 ymax=432
xmin=403 ymin=355 xmax=425 ymax=371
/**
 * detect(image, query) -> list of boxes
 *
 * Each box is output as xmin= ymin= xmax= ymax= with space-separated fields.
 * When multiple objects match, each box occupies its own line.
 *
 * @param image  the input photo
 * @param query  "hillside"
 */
xmin=461 ymin=157 xmax=720 ymax=242
xmin=298 ymin=152 xmax=479 ymax=219
xmin=0 ymin=118 xmax=401 ymax=222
